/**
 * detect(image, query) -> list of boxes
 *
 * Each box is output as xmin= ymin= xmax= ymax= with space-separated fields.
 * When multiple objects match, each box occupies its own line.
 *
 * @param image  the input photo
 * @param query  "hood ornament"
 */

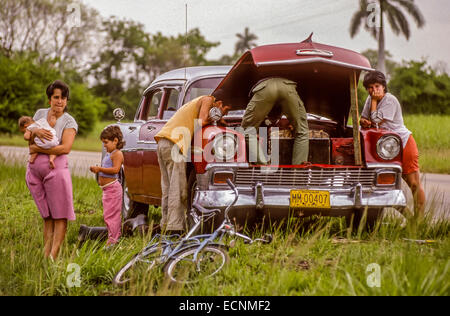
xmin=208 ymin=107 xmax=222 ymax=126
xmin=298 ymin=33 xmax=333 ymax=57
xmin=113 ymin=108 xmax=125 ymax=122
xmin=301 ymin=32 xmax=314 ymax=43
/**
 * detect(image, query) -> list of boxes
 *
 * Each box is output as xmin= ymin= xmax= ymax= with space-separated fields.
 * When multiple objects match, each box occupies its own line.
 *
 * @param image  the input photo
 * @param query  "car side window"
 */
xmin=147 ymin=90 xmax=163 ymax=120
xmin=162 ymin=88 xmax=181 ymax=120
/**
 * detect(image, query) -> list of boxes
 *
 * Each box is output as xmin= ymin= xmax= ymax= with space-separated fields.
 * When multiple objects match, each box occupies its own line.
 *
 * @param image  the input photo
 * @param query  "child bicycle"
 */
xmin=113 ymin=179 xmax=272 ymax=285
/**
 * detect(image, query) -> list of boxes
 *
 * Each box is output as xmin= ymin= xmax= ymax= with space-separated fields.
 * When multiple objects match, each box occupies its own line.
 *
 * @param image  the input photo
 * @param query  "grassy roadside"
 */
xmin=1 ymin=115 xmax=449 ymax=173
xmin=403 ymin=115 xmax=450 ymax=174
xmin=0 ymin=161 xmax=448 ymax=296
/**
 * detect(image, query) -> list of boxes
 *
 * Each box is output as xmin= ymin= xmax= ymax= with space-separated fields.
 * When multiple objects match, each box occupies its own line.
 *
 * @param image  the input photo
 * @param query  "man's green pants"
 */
xmin=241 ymin=78 xmax=309 ymax=165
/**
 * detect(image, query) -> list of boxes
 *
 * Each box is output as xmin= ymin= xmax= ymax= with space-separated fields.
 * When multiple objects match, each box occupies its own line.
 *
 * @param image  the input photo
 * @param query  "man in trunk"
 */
xmin=241 ymin=77 xmax=309 ymax=165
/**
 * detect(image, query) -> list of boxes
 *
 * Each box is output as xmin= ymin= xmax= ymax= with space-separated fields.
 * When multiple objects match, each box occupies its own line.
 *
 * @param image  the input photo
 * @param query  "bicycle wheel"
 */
xmin=113 ymin=247 xmax=164 ymax=285
xmin=164 ymin=245 xmax=229 ymax=284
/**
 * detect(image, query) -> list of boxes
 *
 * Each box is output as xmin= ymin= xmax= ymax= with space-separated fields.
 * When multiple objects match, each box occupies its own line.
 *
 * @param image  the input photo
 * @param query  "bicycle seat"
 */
xmin=192 ymin=203 xmax=221 ymax=215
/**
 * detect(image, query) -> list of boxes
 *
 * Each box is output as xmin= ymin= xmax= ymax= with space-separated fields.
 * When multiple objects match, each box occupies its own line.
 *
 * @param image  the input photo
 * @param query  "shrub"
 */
xmin=0 ymin=53 xmax=105 ymax=135
xmin=68 ymin=83 xmax=106 ymax=136
xmin=389 ymin=61 xmax=450 ymax=114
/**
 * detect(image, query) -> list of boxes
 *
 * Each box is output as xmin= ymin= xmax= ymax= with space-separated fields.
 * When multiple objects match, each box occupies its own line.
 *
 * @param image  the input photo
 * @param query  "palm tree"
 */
xmin=350 ymin=0 xmax=425 ymax=74
xmin=234 ymin=27 xmax=258 ymax=55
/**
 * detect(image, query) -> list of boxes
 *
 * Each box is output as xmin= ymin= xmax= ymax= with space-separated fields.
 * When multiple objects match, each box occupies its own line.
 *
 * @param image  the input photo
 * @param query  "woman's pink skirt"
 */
xmin=26 ymin=154 xmax=76 ymax=221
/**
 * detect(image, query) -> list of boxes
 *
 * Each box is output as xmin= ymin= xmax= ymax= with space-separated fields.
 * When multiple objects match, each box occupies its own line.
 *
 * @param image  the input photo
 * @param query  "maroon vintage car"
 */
xmin=111 ymin=36 xmax=406 ymax=231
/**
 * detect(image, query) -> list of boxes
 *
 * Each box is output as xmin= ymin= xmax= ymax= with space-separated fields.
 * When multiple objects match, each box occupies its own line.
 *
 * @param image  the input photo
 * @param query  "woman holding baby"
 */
xmin=25 ymin=80 xmax=78 ymax=260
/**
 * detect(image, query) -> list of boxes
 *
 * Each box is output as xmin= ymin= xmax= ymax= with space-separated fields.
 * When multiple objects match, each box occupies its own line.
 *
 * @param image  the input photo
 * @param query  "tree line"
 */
xmin=0 ymin=0 xmax=448 ymax=135
xmin=0 ymin=0 xmax=259 ymax=135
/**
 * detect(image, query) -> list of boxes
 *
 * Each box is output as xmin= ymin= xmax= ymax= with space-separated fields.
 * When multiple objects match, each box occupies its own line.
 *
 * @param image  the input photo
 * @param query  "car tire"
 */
xmin=346 ymin=208 xmax=382 ymax=232
xmin=121 ymin=169 xmax=148 ymax=220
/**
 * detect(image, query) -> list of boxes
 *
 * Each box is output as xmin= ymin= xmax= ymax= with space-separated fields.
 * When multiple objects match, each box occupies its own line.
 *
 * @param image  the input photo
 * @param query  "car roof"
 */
xmin=151 ymin=65 xmax=232 ymax=84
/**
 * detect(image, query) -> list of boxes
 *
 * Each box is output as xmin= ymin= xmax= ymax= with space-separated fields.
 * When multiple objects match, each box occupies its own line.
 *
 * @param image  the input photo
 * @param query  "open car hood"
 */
xmin=213 ymin=34 xmax=373 ymax=125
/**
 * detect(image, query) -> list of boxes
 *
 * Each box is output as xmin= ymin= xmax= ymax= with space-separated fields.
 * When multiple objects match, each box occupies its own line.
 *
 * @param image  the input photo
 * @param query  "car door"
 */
xmin=140 ymin=85 xmax=182 ymax=204
xmin=122 ymin=95 xmax=148 ymax=199
xmin=132 ymin=88 xmax=164 ymax=202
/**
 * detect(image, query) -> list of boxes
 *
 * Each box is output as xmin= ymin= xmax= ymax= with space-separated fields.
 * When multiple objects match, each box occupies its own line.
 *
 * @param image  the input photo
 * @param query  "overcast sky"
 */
xmin=83 ymin=0 xmax=450 ymax=70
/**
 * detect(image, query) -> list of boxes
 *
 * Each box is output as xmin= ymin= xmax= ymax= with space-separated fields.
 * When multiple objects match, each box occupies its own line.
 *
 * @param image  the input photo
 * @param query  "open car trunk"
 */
xmin=214 ymin=36 xmax=373 ymax=166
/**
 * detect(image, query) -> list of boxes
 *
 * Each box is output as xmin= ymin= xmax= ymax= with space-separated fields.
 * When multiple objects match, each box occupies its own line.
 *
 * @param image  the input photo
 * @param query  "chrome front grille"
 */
xmin=235 ymin=168 xmax=376 ymax=188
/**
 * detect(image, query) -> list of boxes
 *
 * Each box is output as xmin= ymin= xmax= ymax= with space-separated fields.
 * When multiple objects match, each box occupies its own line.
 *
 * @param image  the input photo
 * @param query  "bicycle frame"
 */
xmin=137 ymin=210 xmax=223 ymax=265
xmin=138 ymin=179 xmax=270 ymax=267
xmin=188 ymin=178 xmax=264 ymax=262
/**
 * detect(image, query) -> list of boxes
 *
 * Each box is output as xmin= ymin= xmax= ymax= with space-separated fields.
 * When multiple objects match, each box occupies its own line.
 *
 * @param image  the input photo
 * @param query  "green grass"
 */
xmin=403 ymin=115 xmax=450 ymax=174
xmin=0 ymin=161 xmax=449 ymax=296
xmin=404 ymin=115 xmax=450 ymax=150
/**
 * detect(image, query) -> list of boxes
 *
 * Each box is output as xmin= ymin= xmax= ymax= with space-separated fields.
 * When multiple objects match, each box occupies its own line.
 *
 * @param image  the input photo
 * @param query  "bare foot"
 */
xmin=49 ymin=160 xmax=55 ymax=169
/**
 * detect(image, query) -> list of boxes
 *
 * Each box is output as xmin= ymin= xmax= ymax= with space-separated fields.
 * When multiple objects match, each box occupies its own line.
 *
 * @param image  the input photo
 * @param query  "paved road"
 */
xmin=0 ymin=145 xmax=100 ymax=178
xmin=400 ymin=173 xmax=449 ymax=222
xmin=1 ymin=145 xmax=448 ymax=220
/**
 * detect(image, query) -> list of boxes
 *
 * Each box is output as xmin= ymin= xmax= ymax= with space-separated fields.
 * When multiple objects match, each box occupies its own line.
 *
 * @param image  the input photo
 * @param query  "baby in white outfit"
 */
xmin=19 ymin=114 xmax=59 ymax=169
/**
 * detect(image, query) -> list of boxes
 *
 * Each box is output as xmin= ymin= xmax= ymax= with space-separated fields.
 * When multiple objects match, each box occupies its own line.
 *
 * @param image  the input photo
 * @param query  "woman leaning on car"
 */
xmin=360 ymin=70 xmax=425 ymax=217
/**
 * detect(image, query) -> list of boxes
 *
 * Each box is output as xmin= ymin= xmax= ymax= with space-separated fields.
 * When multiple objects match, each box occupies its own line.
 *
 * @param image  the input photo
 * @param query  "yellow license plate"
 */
xmin=290 ymin=190 xmax=330 ymax=208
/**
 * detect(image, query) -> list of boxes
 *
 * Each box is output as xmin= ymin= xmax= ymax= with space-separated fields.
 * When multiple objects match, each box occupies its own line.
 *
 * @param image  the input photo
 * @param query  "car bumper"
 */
xmin=194 ymin=164 xmax=407 ymax=221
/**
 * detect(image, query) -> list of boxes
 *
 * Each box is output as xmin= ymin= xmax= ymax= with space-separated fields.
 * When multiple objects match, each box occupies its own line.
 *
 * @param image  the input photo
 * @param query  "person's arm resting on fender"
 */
xmin=360 ymin=116 xmax=372 ymax=128
xmin=370 ymin=111 xmax=384 ymax=124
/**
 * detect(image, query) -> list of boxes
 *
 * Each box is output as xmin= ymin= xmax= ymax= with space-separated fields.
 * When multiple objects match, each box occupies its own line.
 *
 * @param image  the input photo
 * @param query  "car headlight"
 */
xmin=213 ymin=133 xmax=237 ymax=161
xmin=376 ymin=135 xmax=401 ymax=160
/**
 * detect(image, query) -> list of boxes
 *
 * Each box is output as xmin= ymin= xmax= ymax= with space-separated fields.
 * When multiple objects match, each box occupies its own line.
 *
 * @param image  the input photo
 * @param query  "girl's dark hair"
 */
xmin=46 ymin=80 xmax=70 ymax=100
xmin=363 ymin=70 xmax=388 ymax=92
xmin=100 ymin=125 xmax=125 ymax=149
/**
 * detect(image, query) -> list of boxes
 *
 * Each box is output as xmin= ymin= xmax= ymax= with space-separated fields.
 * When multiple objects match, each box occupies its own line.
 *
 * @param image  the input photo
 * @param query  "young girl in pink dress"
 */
xmin=89 ymin=126 xmax=125 ymax=247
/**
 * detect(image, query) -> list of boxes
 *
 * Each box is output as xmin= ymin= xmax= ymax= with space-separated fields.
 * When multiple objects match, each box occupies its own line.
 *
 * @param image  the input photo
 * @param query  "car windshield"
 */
xmin=184 ymin=77 xmax=223 ymax=103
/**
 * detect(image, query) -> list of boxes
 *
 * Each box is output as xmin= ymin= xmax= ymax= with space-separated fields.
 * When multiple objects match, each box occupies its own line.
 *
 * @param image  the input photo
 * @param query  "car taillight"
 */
xmin=376 ymin=172 xmax=396 ymax=185
xmin=213 ymin=172 xmax=234 ymax=184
